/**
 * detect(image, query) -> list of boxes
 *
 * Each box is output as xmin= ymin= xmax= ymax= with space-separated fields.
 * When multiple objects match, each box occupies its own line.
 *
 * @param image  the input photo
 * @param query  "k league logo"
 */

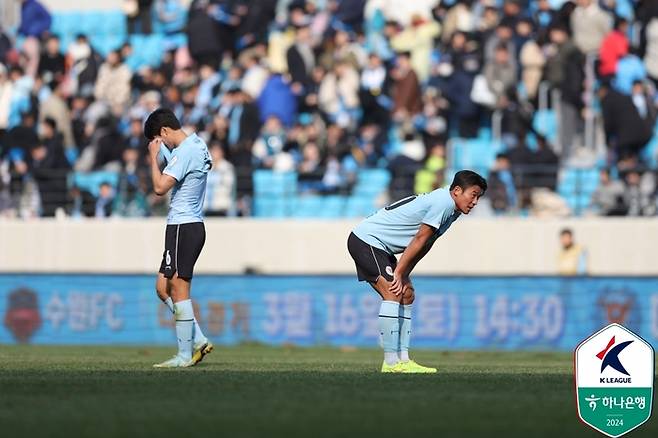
xmin=597 ymin=336 xmax=632 ymax=378
xmin=575 ymin=323 xmax=655 ymax=437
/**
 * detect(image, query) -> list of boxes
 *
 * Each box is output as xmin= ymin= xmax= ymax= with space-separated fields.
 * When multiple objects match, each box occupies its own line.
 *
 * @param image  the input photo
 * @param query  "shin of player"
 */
xmin=348 ymin=170 xmax=487 ymax=373
xmin=155 ymin=273 xmax=208 ymax=358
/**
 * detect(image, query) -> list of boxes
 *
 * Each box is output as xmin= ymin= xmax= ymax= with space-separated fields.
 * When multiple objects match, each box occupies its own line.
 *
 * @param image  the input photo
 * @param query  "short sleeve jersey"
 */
xmin=352 ymin=188 xmax=461 ymax=254
xmin=161 ymin=133 xmax=212 ymax=224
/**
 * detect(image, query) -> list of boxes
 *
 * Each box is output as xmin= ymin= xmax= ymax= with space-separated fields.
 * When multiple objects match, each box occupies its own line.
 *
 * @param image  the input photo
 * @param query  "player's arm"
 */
xmin=148 ymin=139 xmax=177 ymax=195
xmin=390 ymin=224 xmax=436 ymax=296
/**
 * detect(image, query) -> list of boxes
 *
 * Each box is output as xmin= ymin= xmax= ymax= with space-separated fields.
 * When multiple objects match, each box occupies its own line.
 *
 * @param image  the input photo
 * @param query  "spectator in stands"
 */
xmin=186 ymin=0 xmax=223 ymax=68
xmin=519 ymin=27 xmax=545 ymax=101
xmin=484 ymin=43 xmax=517 ymax=108
xmin=67 ymin=185 xmax=95 ymax=217
xmin=287 ymin=24 xmax=316 ymax=94
xmin=0 ymin=154 xmax=13 ymax=216
xmin=234 ymin=0 xmax=278 ymax=49
xmin=436 ymin=31 xmax=481 ymax=138
xmin=114 ymin=146 xmax=149 ymax=217
xmin=414 ymin=142 xmax=445 ymax=195
xmin=643 ymin=15 xmax=658 ymax=88
xmin=387 ymin=132 xmax=423 ymax=201
xmin=484 ymin=17 xmax=517 ymax=67
xmin=598 ymin=17 xmax=629 ymax=80
xmin=598 ymin=81 xmax=654 ymax=162
xmin=191 ymin=63 xmax=221 ymax=122
xmin=5 ymin=111 xmax=39 ymax=162
xmin=298 ymin=141 xmax=324 ymax=193
xmin=0 ymin=64 xmax=11 ymax=138
xmin=390 ymin=13 xmax=440 ymax=82
xmin=224 ymin=87 xmax=261 ymax=149
xmin=94 ymin=50 xmax=132 ymax=116
xmin=126 ymin=0 xmax=154 ymax=35
xmin=545 ymin=24 xmax=585 ymax=158
xmin=38 ymin=36 xmax=66 ymax=89
xmin=570 ymin=0 xmax=612 ymax=55
xmin=319 ymin=59 xmax=360 ymax=128
xmin=591 ymin=168 xmax=626 ymax=215
xmin=67 ymin=34 xmax=101 ymax=97
xmin=39 ymin=80 xmax=74 ymax=148
xmin=29 ymin=124 xmax=70 ymax=217
xmin=240 ymin=53 xmax=268 ymax=100
xmin=330 ymin=28 xmax=367 ymax=71
xmin=75 ymin=116 xmax=124 ymax=172
xmin=442 ymin=0 xmax=476 ymax=45
xmin=0 ymin=26 xmax=12 ymax=64
xmin=252 ymin=115 xmax=287 ymax=169
xmin=392 ymin=51 xmax=421 ymax=122
xmin=18 ymin=0 xmax=51 ymax=78
xmin=359 ymin=53 xmax=391 ymax=126
xmin=620 ymin=163 xmax=657 ymax=216
xmin=258 ymin=74 xmax=297 ymax=127
xmin=125 ymin=115 xmax=148 ymax=155
xmin=488 ymin=153 xmax=517 ymax=214
xmin=94 ymin=181 xmax=115 ymax=218
xmin=557 ymin=228 xmax=588 ymax=275
xmin=204 ymin=141 xmax=236 ymax=216
xmin=534 ymin=0 xmax=556 ymax=41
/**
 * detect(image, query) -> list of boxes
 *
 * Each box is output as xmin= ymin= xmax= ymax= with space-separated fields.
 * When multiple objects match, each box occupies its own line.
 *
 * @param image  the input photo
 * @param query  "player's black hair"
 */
xmin=560 ymin=228 xmax=573 ymax=237
xmin=144 ymin=108 xmax=181 ymax=140
xmin=450 ymin=170 xmax=487 ymax=194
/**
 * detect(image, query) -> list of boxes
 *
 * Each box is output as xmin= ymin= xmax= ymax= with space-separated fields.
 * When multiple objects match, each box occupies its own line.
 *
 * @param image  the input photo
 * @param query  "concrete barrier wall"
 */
xmin=1 ymin=218 xmax=657 ymax=275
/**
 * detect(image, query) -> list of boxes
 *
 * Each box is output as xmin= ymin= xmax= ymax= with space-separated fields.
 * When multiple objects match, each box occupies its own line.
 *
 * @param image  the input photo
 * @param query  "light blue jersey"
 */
xmin=162 ymin=133 xmax=212 ymax=224
xmin=352 ymin=188 xmax=461 ymax=255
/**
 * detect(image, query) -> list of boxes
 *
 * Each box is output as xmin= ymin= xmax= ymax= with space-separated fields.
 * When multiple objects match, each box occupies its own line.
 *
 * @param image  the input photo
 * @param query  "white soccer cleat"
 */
xmin=153 ymin=355 xmax=195 ymax=368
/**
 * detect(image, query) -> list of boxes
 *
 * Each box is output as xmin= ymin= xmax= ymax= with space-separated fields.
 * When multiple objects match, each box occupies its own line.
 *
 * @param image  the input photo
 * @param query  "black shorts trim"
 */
xmin=159 ymin=222 xmax=206 ymax=280
xmin=347 ymin=232 xmax=397 ymax=283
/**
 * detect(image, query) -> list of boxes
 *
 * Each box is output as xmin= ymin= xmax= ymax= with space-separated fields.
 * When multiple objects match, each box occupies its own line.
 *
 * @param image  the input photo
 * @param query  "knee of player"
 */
xmin=403 ymin=291 xmax=415 ymax=305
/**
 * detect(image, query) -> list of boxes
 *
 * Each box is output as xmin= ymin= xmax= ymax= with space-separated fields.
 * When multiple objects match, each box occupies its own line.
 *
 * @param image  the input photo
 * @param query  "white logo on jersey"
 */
xmin=385 ymin=266 xmax=394 ymax=276
xmin=166 ymin=250 xmax=171 ymax=266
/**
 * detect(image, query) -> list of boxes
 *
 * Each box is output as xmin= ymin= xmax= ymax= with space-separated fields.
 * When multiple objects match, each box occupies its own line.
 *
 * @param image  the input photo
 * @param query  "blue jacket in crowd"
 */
xmin=18 ymin=0 xmax=52 ymax=38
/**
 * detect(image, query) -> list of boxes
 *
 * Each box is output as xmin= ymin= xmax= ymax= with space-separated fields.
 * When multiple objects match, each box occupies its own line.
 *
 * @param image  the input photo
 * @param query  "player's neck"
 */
xmin=170 ymin=130 xmax=190 ymax=148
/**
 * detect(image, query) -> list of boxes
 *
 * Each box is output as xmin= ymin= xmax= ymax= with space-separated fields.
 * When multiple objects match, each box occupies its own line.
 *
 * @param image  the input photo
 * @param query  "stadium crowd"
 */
xmin=1 ymin=0 xmax=658 ymax=218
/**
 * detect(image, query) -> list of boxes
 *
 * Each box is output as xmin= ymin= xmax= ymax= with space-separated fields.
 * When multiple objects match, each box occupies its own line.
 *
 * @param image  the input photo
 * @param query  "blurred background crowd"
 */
xmin=1 ymin=0 xmax=658 ymax=219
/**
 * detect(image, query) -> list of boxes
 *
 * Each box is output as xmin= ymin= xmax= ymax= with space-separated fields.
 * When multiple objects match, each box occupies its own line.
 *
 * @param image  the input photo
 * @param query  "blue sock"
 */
xmin=379 ymin=301 xmax=400 ymax=365
xmin=174 ymin=299 xmax=194 ymax=361
xmin=399 ymin=304 xmax=412 ymax=362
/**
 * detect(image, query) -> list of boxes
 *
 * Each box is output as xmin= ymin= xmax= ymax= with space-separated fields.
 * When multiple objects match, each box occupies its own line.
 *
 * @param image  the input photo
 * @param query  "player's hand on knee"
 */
xmin=402 ymin=282 xmax=415 ymax=302
xmin=389 ymin=271 xmax=409 ymax=296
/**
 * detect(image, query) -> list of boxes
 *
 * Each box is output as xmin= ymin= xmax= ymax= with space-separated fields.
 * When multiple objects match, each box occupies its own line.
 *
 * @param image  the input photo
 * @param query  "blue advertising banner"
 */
xmin=1 ymin=275 xmax=657 ymax=351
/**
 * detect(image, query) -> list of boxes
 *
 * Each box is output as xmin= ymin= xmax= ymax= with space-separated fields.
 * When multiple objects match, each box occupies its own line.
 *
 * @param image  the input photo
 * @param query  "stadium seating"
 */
xmin=448 ymin=138 xmax=505 ymax=177
xmin=252 ymin=169 xmax=388 ymax=218
xmin=533 ymin=109 xmax=558 ymax=143
xmin=49 ymin=10 xmax=183 ymax=68
xmin=557 ymin=167 xmax=600 ymax=215
xmin=69 ymin=171 xmax=120 ymax=197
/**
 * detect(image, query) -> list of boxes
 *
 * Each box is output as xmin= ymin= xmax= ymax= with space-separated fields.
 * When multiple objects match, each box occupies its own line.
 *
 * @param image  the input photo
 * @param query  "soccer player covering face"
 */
xmin=145 ymin=109 xmax=214 ymax=368
xmin=347 ymin=170 xmax=487 ymax=373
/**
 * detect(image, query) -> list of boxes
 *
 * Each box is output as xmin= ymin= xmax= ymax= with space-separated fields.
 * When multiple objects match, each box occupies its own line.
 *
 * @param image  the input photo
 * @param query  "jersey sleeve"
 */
xmin=421 ymin=197 xmax=453 ymax=229
xmin=163 ymin=150 xmax=191 ymax=182
xmin=158 ymin=143 xmax=172 ymax=166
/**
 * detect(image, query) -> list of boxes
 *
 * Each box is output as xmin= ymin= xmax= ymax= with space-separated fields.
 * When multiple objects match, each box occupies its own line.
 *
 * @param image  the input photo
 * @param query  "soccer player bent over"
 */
xmin=145 ymin=108 xmax=214 ymax=368
xmin=347 ymin=170 xmax=487 ymax=373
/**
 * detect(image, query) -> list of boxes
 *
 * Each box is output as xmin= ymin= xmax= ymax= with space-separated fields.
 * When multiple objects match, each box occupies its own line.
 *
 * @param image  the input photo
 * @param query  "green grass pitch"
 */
xmin=0 ymin=345 xmax=655 ymax=437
